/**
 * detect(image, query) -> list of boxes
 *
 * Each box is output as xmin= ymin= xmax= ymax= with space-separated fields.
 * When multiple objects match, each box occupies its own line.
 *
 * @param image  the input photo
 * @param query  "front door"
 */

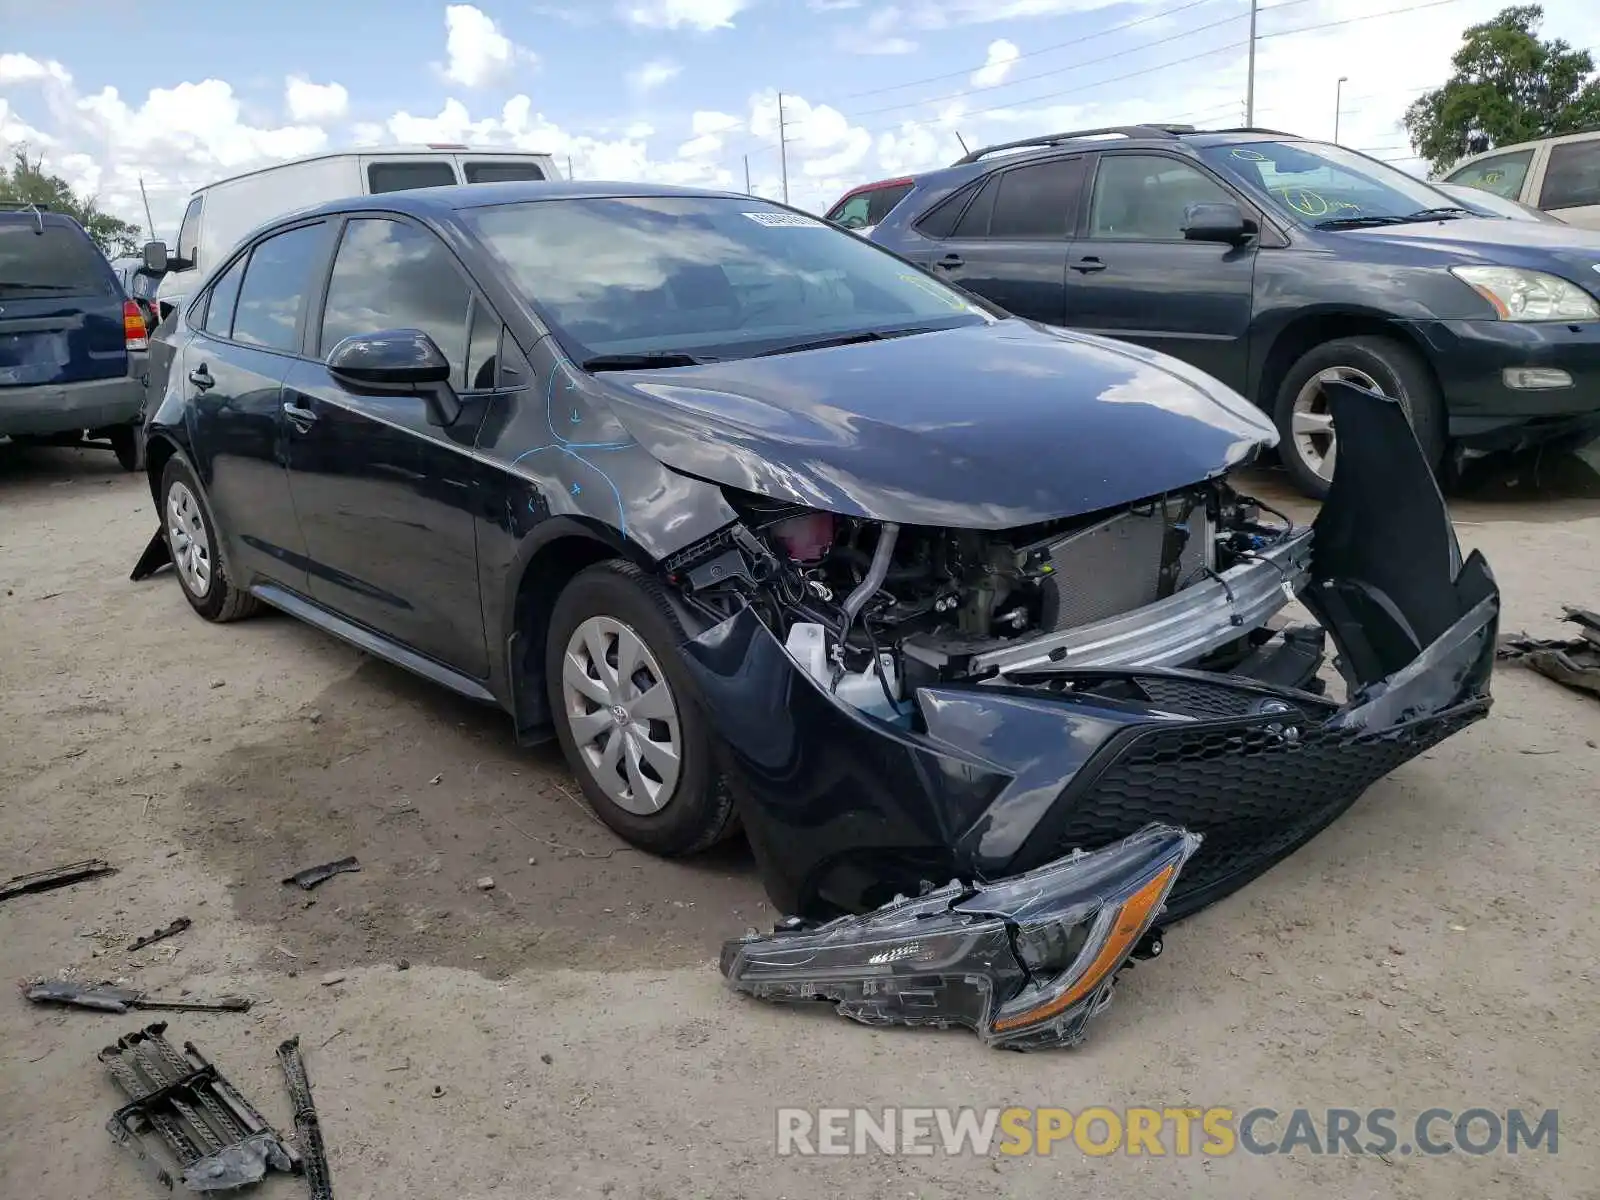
xmin=283 ymin=215 xmax=493 ymax=678
xmin=184 ymin=227 xmax=332 ymax=593
xmin=1063 ymin=152 xmax=1258 ymax=392
xmin=924 ymin=156 xmax=1088 ymax=326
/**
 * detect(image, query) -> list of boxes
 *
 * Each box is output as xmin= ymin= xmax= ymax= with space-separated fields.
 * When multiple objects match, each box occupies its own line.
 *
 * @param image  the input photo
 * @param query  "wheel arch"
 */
xmin=143 ymin=432 xmax=183 ymax=508
xmin=1253 ymin=309 xmax=1442 ymax=415
xmin=502 ymin=520 xmax=651 ymax=741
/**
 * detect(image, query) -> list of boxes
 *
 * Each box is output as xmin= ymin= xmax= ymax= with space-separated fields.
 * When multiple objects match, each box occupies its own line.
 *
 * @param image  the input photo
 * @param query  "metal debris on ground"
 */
xmin=100 ymin=1022 xmax=300 ymax=1192
xmin=24 ymin=981 xmax=252 ymax=1014
xmin=1497 ymin=606 xmax=1600 ymax=701
xmin=128 ymin=917 xmax=193 ymax=952
xmin=282 ymin=857 xmax=360 ymax=890
xmin=0 ymin=858 xmax=116 ymax=903
xmin=277 ymin=1036 xmax=335 ymax=1200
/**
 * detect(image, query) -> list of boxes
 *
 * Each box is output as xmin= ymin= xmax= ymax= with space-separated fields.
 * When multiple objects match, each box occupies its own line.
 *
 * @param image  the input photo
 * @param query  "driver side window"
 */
xmin=1444 ymin=149 xmax=1533 ymax=201
xmin=1089 ymin=155 xmax=1231 ymax=241
xmin=319 ymin=217 xmax=473 ymax=389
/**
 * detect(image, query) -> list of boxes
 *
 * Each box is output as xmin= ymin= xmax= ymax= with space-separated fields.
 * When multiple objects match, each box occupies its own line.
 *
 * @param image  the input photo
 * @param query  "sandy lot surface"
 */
xmin=2 ymin=442 xmax=1597 ymax=1199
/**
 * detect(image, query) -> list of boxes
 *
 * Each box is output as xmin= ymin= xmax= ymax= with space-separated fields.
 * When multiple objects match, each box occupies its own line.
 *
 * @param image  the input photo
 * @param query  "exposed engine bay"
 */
xmin=663 ymin=477 xmax=1307 ymax=719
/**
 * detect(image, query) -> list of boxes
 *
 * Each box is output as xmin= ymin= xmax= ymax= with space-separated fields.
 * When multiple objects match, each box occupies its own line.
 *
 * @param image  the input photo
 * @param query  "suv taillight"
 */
xmin=123 ymin=299 xmax=148 ymax=352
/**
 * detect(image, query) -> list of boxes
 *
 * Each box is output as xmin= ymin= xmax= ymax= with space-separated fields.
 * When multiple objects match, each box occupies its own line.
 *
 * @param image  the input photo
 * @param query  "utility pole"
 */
xmin=744 ymin=154 xmax=752 ymax=195
xmin=1334 ymin=75 xmax=1348 ymax=143
xmin=777 ymin=92 xmax=790 ymax=205
xmin=137 ymin=175 xmax=157 ymax=243
xmin=566 ymin=155 xmax=574 ymax=180
xmin=1245 ymin=0 xmax=1258 ymax=126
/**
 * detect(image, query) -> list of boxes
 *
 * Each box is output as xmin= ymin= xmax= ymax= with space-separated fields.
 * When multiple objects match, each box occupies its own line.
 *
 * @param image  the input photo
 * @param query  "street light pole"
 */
xmin=777 ymin=92 xmax=790 ymax=206
xmin=1245 ymin=0 xmax=1258 ymax=126
xmin=1334 ymin=76 xmax=1348 ymax=143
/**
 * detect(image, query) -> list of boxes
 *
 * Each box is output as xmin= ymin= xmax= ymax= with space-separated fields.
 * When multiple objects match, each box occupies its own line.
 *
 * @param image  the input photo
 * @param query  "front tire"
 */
xmin=1272 ymin=335 xmax=1445 ymax=499
xmin=159 ymin=456 xmax=259 ymax=622
xmin=545 ymin=559 xmax=734 ymax=856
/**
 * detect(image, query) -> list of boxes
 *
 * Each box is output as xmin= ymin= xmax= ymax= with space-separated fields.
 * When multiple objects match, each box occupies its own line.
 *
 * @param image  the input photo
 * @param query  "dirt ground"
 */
xmin=2 ymin=441 xmax=1598 ymax=1199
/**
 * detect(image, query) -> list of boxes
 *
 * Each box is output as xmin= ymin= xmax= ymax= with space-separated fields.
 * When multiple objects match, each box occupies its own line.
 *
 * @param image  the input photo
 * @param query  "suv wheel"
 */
xmin=1273 ymin=335 xmax=1445 ymax=499
xmin=545 ymin=559 xmax=735 ymax=856
xmin=109 ymin=426 xmax=139 ymax=472
xmin=160 ymin=457 xmax=259 ymax=622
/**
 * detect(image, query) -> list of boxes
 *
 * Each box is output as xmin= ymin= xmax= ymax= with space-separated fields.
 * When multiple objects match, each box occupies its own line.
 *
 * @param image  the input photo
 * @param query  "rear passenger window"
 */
xmin=367 ymin=162 xmax=459 ymax=193
xmin=231 ymin=223 xmax=332 ymax=353
xmin=1539 ymin=140 xmax=1600 ymax=211
xmin=319 ymin=218 xmax=472 ymax=388
xmin=201 ymin=255 xmax=247 ymax=337
xmin=951 ymin=176 xmax=997 ymax=237
xmin=988 ymin=159 xmax=1086 ymax=238
xmin=463 ymin=162 xmax=546 ymax=184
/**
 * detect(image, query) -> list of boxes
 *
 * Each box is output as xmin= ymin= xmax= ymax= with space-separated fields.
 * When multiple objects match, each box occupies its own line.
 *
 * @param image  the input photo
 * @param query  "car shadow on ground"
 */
xmin=0 ymin=440 xmax=130 ymax=495
xmin=175 ymin=630 xmax=766 ymax=982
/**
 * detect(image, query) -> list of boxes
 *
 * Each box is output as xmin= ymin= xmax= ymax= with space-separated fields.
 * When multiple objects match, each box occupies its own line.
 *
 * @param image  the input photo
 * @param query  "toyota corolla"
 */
xmin=133 ymin=182 xmax=1498 ymax=1045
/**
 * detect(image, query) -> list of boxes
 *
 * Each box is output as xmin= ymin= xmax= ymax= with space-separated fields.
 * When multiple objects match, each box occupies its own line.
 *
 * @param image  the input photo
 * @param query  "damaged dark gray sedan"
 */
xmin=134 ymin=183 xmax=1498 ymax=1044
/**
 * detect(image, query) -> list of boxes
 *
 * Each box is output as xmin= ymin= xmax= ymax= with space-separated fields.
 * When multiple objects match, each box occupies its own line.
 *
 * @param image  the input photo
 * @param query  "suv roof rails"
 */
xmin=952 ymin=125 xmax=1196 ymax=165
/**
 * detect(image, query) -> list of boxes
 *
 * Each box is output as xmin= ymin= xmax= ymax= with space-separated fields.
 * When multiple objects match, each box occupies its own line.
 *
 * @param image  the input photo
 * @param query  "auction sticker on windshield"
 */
xmin=743 ymin=211 xmax=826 ymax=227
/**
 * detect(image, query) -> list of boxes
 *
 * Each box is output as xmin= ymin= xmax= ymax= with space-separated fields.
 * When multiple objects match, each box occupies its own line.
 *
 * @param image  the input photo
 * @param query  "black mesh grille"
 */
xmin=1131 ymin=675 xmax=1330 ymax=721
xmin=1045 ymin=701 xmax=1487 ymax=916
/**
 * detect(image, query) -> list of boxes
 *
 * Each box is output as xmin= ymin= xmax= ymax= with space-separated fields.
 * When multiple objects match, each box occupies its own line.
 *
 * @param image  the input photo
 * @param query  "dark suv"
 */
xmin=869 ymin=125 xmax=1600 ymax=497
xmin=1 ymin=204 xmax=148 ymax=468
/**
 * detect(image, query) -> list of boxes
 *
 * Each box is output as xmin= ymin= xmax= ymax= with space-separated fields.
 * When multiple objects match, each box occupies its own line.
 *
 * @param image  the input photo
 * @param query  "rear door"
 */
xmin=0 ymin=217 xmax=125 ymax=390
xmin=282 ymin=214 xmax=492 ymax=678
xmin=184 ymin=222 xmax=334 ymax=592
xmin=1534 ymin=136 xmax=1600 ymax=230
xmin=1063 ymin=151 xmax=1257 ymax=391
xmin=924 ymin=156 xmax=1088 ymax=325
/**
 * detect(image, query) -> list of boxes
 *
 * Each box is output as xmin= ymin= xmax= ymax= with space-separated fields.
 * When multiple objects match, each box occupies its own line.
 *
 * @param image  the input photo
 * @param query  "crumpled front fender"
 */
xmin=677 ymin=384 xmax=1497 ymax=922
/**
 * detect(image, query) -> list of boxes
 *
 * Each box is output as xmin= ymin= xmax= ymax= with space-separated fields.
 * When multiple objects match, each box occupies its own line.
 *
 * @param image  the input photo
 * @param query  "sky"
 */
xmin=3 ymin=0 xmax=1599 ymax=240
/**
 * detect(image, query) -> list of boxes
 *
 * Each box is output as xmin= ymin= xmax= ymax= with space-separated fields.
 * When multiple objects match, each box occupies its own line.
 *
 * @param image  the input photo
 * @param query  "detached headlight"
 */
xmin=719 ymin=824 xmax=1201 ymax=1050
xmin=1451 ymin=266 xmax=1600 ymax=322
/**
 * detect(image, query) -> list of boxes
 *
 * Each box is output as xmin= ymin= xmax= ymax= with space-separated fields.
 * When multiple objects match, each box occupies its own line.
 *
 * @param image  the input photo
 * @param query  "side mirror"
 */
xmin=1183 ymin=201 xmax=1250 ymax=244
xmin=326 ymin=329 xmax=461 ymax=427
xmin=142 ymin=240 xmax=169 ymax=273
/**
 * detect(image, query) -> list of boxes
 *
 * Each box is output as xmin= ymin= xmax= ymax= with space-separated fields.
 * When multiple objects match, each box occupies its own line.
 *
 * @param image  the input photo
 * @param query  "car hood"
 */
xmin=1339 ymin=216 xmax=1600 ymax=283
xmin=591 ymin=319 xmax=1275 ymax=529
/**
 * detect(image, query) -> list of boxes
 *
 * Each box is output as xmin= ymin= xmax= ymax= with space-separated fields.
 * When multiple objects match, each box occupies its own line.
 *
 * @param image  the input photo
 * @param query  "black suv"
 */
xmin=1 ymin=204 xmax=148 ymax=468
xmin=869 ymin=125 xmax=1600 ymax=497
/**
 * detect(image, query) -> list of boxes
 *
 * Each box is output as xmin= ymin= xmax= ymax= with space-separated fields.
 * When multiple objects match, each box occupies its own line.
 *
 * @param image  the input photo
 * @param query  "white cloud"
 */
xmin=622 ymin=0 xmax=748 ymax=31
xmin=0 ymin=53 xmax=72 ymax=86
xmin=627 ymin=59 xmax=682 ymax=93
xmin=442 ymin=3 xmax=525 ymax=88
xmin=971 ymin=39 xmax=1020 ymax=87
xmin=284 ymin=76 xmax=349 ymax=123
xmin=841 ymin=6 xmax=918 ymax=55
xmin=677 ymin=109 xmax=743 ymax=158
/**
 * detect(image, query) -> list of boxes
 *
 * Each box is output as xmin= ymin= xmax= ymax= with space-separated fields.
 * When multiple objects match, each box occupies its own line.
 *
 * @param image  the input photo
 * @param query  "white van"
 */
xmin=148 ymin=145 xmax=559 ymax=314
xmin=1438 ymin=129 xmax=1600 ymax=230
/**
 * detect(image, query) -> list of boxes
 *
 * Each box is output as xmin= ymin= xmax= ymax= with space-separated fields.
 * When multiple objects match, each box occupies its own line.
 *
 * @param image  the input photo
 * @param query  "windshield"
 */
xmin=463 ymin=195 xmax=990 ymax=363
xmin=1202 ymin=140 xmax=1460 ymax=226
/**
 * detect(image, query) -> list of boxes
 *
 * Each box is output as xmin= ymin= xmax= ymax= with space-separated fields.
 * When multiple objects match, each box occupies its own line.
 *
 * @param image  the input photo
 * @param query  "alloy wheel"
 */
xmin=166 ymin=481 xmax=212 ymax=598
xmin=560 ymin=615 xmax=683 ymax=815
xmin=1291 ymin=365 xmax=1384 ymax=483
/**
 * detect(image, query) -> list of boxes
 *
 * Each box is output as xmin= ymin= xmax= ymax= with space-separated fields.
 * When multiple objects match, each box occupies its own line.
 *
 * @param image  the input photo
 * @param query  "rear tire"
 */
xmin=110 ymin=426 xmax=139 ymax=471
xmin=159 ymin=456 xmax=259 ymax=622
xmin=1273 ymin=335 xmax=1445 ymax=500
xmin=545 ymin=559 xmax=735 ymax=857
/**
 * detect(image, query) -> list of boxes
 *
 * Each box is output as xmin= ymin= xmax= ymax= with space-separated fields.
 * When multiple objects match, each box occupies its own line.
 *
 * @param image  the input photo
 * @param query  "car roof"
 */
xmin=194 ymin=145 xmax=558 ymax=194
xmin=286 ymin=180 xmax=754 ymax=223
xmin=0 ymin=206 xmax=90 ymax=232
xmin=906 ymin=127 xmax=1320 ymax=189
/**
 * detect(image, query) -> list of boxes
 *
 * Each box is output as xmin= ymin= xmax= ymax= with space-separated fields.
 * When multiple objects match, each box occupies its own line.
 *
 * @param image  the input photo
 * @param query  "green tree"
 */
xmin=1404 ymin=5 xmax=1600 ymax=174
xmin=0 ymin=148 xmax=142 ymax=258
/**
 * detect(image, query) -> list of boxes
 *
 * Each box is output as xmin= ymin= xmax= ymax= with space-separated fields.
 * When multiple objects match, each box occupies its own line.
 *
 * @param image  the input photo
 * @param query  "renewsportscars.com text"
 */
xmin=775 ymin=1106 xmax=1559 ymax=1157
